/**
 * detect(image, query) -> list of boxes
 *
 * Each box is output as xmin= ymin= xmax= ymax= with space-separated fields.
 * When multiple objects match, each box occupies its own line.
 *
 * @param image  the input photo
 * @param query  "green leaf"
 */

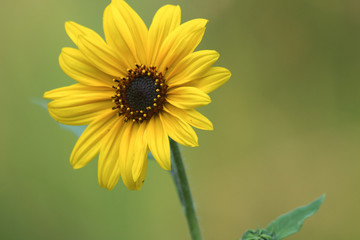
xmin=266 ymin=194 xmax=325 ymax=239
xmin=241 ymin=229 xmax=279 ymax=240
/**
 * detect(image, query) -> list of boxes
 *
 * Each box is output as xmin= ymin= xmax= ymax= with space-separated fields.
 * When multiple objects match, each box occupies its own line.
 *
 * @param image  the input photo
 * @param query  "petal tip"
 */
xmin=163 ymin=164 xmax=171 ymax=171
xmin=106 ymin=185 xmax=116 ymax=191
xmin=226 ymin=69 xmax=232 ymax=78
xmin=43 ymin=91 xmax=51 ymax=99
xmin=201 ymin=19 xmax=209 ymax=27
xmin=70 ymin=154 xmax=83 ymax=169
xmin=64 ymin=21 xmax=77 ymax=32
xmin=64 ymin=21 xmax=70 ymax=29
xmin=71 ymin=163 xmax=83 ymax=169
xmin=132 ymin=170 xmax=141 ymax=182
xmin=192 ymin=142 xmax=199 ymax=147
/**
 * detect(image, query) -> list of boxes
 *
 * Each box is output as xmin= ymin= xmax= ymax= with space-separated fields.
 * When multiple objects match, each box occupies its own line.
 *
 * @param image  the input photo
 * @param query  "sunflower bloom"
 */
xmin=44 ymin=0 xmax=231 ymax=190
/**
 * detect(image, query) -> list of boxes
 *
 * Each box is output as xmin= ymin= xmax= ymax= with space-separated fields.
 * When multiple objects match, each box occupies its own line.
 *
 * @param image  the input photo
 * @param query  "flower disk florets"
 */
xmin=112 ymin=64 xmax=168 ymax=122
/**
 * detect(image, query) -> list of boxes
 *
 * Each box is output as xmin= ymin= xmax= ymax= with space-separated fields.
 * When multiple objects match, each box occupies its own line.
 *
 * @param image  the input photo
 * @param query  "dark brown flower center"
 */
xmin=126 ymin=76 xmax=157 ymax=111
xmin=112 ymin=64 xmax=167 ymax=122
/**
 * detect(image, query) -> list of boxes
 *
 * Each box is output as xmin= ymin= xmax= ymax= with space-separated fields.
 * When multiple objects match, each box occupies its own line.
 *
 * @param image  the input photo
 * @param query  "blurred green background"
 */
xmin=1 ymin=0 xmax=360 ymax=239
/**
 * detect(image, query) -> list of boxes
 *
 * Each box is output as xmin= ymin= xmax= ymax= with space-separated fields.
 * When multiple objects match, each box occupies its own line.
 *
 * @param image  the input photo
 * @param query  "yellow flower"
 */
xmin=44 ymin=0 xmax=231 ymax=190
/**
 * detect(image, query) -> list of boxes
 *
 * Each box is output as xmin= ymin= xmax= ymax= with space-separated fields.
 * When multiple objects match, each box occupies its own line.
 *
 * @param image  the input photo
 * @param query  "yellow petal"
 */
xmin=59 ymin=48 xmax=113 ymax=87
xmin=192 ymin=67 xmax=231 ymax=93
xmin=160 ymin=110 xmax=198 ymax=147
xmin=166 ymin=87 xmax=211 ymax=109
xmin=147 ymin=115 xmax=171 ymax=170
xmin=164 ymin=104 xmax=213 ymax=131
xmin=118 ymin=122 xmax=133 ymax=189
xmin=132 ymin=122 xmax=148 ymax=182
xmin=103 ymin=5 xmax=136 ymax=67
xmin=65 ymin=21 xmax=104 ymax=47
xmin=70 ymin=111 xmax=117 ymax=169
xmin=148 ymin=5 xmax=181 ymax=66
xmin=118 ymin=122 xmax=148 ymax=190
xmin=110 ymin=0 xmax=148 ymax=64
xmin=47 ymin=90 xmax=113 ymax=108
xmin=44 ymin=83 xmax=110 ymax=99
xmin=155 ymin=19 xmax=208 ymax=73
xmin=44 ymin=84 xmax=114 ymax=125
xmin=77 ymin=34 xmax=126 ymax=77
xmin=135 ymin=151 xmax=148 ymax=190
xmin=98 ymin=117 xmax=124 ymax=190
xmin=166 ymin=50 xmax=219 ymax=86
xmin=47 ymin=104 xmax=114 ymax=126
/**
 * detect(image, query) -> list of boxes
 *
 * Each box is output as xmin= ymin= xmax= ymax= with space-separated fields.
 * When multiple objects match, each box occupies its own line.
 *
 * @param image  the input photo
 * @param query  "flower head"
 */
xmin=44 ymin=0 xmax=231 ymax=190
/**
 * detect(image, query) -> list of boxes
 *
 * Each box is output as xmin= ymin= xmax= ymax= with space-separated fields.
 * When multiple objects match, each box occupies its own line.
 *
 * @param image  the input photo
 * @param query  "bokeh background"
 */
xmin=1 ymin=0 xmax=360 ymax=239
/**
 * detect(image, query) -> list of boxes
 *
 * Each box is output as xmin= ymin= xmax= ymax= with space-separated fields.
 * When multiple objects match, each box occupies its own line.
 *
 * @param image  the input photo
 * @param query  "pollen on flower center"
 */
xmin=112 ymin=64 xmax=168 ymax=122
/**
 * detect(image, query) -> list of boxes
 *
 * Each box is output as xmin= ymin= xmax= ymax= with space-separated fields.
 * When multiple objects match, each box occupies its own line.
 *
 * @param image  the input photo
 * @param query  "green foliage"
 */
xmin=241 ymin=229 xmax=278 ymax=240
xmin=240 ymin=195 xmax=325 ymax=240
xmin=266 ymin=195 xmax=325 ymax=239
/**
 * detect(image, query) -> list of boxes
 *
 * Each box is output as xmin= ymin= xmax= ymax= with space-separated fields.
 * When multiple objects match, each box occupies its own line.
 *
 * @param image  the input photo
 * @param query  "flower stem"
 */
xmin=170 ymin=139 xmax=202 ymax=240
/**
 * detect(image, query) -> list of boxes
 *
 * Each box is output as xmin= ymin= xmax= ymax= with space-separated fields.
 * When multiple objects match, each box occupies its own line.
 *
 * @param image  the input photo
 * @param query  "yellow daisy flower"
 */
xmin=44 ymin=0 xmax=231 ymax=190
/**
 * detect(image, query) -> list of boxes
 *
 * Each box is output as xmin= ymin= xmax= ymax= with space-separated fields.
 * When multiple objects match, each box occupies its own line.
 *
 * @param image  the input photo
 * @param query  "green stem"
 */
xmin=170 ymin=139 xmax=202 ymax=240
